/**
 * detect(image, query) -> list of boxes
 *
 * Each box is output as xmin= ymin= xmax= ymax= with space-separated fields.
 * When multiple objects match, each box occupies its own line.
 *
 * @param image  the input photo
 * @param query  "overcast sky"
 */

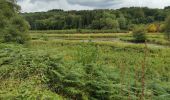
xmin=17 ymin=0 xmax=170 ymax=12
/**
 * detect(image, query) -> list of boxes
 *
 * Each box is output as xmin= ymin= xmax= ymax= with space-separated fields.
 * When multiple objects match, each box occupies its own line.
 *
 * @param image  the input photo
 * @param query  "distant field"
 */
xmin=29 ymin=31 xmax=169 ymax=46
xmin=29 ymin=29 xmax=128 ymax=34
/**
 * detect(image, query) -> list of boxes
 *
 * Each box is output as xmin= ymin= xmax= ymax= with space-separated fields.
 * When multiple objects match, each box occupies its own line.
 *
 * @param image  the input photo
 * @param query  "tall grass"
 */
xmin=30 ymin=29 xmax=128 ymax=34
xmin=0 ymin=38 xmax=170 ymax=99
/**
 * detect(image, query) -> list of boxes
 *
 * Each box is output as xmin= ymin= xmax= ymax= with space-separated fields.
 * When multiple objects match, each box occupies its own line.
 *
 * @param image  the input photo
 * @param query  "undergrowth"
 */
xmin=0 ymin=43 xmax=169 ymax=100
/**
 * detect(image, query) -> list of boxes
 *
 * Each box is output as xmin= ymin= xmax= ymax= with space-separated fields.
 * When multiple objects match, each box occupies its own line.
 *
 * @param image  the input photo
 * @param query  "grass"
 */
xmin=0 ymin=43 xmax=65 ymax=99
xmin=0 ymin=31 xmax=170 ymax=99
xmin=29 ymin=29 xmax=128 ymax=34
xmin=30 ymin=40 xmax=170 ymax=99
xmin=30 ymin=33 xmax=131 ymax=40
xmin=30 ymin=31 xmax=169 ymax=46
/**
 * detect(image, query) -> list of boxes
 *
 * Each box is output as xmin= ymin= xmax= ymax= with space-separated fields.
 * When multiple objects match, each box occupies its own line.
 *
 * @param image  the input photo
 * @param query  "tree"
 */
xmin=118 ymin=15 xmax=127 ymax=30
xmin=133 ymin=27 xmax=147 ymax=43
xmin=91 ymin=20 xmax=101 ymax=29
xmin=111 ymin=19 xmax=120 ymax=30
xmin=21 ymin=7 xmax=169 ymax=31
xmin=164 ymin=16 xmax=170 ymax=41
xmin=0 ymin=0 xmax=30 ymax=44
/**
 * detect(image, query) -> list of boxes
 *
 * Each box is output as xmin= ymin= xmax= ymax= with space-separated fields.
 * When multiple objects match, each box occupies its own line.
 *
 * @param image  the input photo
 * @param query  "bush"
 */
xmin=159 ymin=24 xmax=165 ymax=32
xmin=3 ymin=16 xmax=30 ymax=44
xmin=1 ymin=43 xmax=170 ymax=99
xmin=3 ymin=26 xmax=30 ymax=44
xmin=0 ymin=0 xmax=30 ymax=44
xmin=76 ymin=43 xmax=99 ymax=65
xmin=46 ymin=62 xmax=116 ymax=100
xmin=45 ymin=44 xmax=118 ymax=100
xmin=147 ymin=24 xmax=157 ymax=33
xmin=133 ymin=27 xmax=147 ymax=43
xmin=164 ymin=16 xmax=170 ymax=42
xmin=76 ymin=29 xmax=82 ymax=33
xmin=11 ymin=16 xmax=30 ymax=33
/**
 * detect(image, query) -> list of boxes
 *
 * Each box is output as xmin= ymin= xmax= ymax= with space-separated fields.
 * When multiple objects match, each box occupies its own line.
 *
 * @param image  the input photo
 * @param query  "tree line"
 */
xmin=1 ymin=0 xmax=170 ymax=44
xmin=22 ymin=7 xmax=170 ymax=31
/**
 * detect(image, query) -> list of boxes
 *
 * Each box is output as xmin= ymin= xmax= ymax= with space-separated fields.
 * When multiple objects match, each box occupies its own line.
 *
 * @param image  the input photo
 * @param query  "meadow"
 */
xmin=0 ymin=31 xmax=170 ymax=100
xmin=1 ymin=1 xmax=170 ymax=99
xmin=30 ymin=31 xmax=169 ymax=46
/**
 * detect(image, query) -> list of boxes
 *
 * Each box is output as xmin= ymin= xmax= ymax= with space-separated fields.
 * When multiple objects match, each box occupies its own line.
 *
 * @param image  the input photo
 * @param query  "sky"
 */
xmin=17 ymin=0 xmax=170 ymax=12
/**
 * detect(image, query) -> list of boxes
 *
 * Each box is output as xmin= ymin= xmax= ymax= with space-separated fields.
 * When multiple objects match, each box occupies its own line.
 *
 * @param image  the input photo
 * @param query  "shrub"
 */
xmin=133 ymin=27 xmax=147 ymax=43
xmin=11 ymin=16 xmax=30 ymax=33
xmin=0 ymin=0 xmax=30 ymax=44
xmin=3 ymin=24 xmax=30 ymax=44
xmin=3 ymin=16 xmax=30 ymax=44
xmin=147 ymin=24 xmax=157 ymax=33
xmin=45 ymin=44 xmax=117 ymax=100
xmin=45 ymin=62 xmax=116 ymax=100
xmin=76 ymin=29 xmax=82 ymax=33
xmin=159 ymin=24 xmax=165 ymax=32
xmin=1 ymin=43 xmax=170 ymax=99
xmin=164 ymin=16 xmax=170 ymax=42
xmin=118 ymin=16 xmax=127 ymax=30
xmin=0 ymin=15 xmax=7 ymax=29
xmin=75 ymin=43 xmax=99 ymax=65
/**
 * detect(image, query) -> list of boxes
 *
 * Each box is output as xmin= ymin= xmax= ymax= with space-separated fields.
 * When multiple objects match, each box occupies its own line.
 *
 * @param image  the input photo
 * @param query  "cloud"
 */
xmin=122 ymin=0 xmax=170 ymax=8
xmin=67 ymin=0 xmax=123 ymax=8
xmin=17 ymin=0 xmax=170 ymax=12
xmin=17 ymin=0 xmax=93 ymax=12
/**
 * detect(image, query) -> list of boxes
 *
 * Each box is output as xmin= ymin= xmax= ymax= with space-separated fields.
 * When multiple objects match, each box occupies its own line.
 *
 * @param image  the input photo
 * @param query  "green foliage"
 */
xmin=133 ymin=27 xmax=147 ymax=43
xmin=118 ymin=15 xmax=127 ymax=30
xmin=0 ymin=43 xmax=64 ymax=100
xmin=76 ymin=43 xmax=99 ymax=65
xmin=164 ymin=16 xmax=170 ymax=42
xmin=0 ymin=0 xmax=30 ymax=44
xmin=159 ymin=24 xmax=165 ymax=32
xmin=23 ymin=7 xmax=167 ymax=31
xmin=4 ymin=24 xmax=30 ymax=44
xmin=11 ymin=16 xmax=30 ymax=32
xmin=1 ymin=32 xmax=170 ymax=99
xmin=45 ymin=56 xmax=116 ymax=100
xmin=1 ymin=1 xmax=170 ymax=99
xmin=91 ymin=16 xmax=119 ymax=30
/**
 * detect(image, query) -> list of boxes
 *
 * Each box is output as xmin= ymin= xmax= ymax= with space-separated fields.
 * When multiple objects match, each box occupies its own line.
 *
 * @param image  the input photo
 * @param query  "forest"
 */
xmin=23 ymin=7 xmax=170 ymax=32
xmin=0 ymin=0 xmax=170 ymax=100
